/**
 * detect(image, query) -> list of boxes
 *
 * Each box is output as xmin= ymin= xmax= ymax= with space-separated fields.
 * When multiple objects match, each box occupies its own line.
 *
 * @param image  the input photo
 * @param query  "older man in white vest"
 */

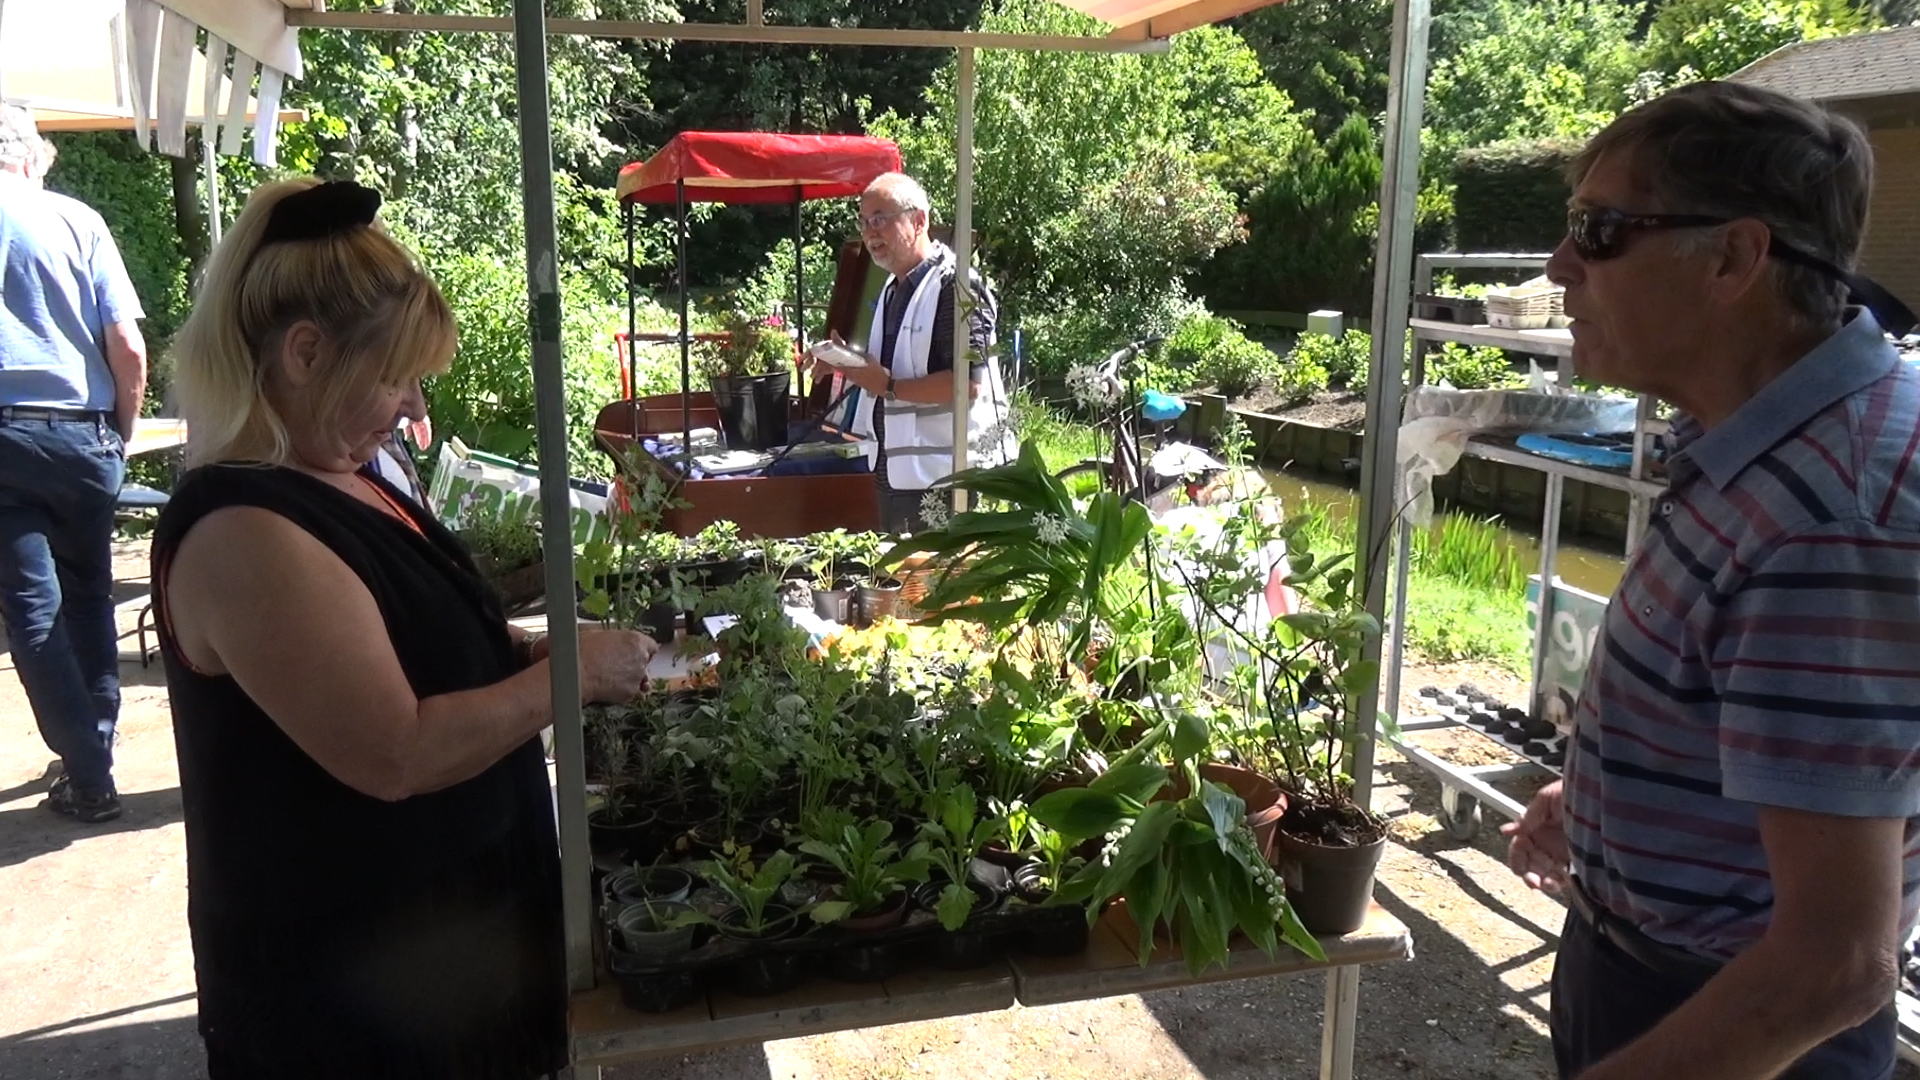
xmin=835 ymin=173 xmax=1014 ymax=533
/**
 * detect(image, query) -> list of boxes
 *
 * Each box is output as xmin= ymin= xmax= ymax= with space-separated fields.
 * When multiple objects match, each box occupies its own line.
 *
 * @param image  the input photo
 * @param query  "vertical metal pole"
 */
xmin=1331 ymin=0 xmax=1431 ymax=1075
xmin=1625 ymin=393 xmax=1654 ymax=553
xmin=1529 ymin=473 xmax=1565 ymax=718
xmin=677 ymin=178 xmax=691 ymax=453
xmin=509 ymin=0 xmax=591 ymax=994
xmin=949 ymin=46 xmax=976 ymax=508
xmin=1353 ymin=0 xmax=1431 ymax=815
xmin=792 ymin=188 xmax=808 ymax=355
xmin=624 ymin=200 xmax=637 ymax=408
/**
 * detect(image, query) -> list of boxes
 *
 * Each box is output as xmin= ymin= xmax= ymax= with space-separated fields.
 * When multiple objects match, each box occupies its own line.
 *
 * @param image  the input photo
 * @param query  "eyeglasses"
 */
xmin=1564 ymin=205 xmax=1918 ymax=337
xmin=858 ymin=209 xmax=909 ymax=233
xmin=1564 ymin=206 xmax=1729 ymax=261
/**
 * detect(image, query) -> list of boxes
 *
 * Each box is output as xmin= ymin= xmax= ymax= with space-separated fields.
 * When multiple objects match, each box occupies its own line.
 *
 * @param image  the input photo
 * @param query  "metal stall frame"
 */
xmin=1378 ymin=252 xmax=1663 ymax=833
xmin=283 ymin=2 xmax=1439 ymax=1075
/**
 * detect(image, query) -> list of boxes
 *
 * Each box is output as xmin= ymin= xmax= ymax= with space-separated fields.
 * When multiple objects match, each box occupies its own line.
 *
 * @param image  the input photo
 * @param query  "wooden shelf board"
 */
xmin=571 ymin=960 xmax=1016 ymax=1067
xmin=1010 ymin=902 xmax=1411 ymax=1008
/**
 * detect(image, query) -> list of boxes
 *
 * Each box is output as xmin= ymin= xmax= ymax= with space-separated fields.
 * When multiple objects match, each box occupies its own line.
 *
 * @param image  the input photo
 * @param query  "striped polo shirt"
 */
xmin=1564 ymin=311 xmax=1920 ymax=961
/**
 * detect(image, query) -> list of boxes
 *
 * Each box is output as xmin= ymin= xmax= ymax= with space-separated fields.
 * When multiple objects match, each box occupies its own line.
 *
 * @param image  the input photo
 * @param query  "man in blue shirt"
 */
xmin=0 ymin=106 xmax=147 ymax=823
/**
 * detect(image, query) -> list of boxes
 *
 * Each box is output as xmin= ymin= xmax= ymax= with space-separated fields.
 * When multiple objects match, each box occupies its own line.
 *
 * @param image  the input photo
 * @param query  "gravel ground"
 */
xmin=0 ymin=542 xmax=1908 ymax=1079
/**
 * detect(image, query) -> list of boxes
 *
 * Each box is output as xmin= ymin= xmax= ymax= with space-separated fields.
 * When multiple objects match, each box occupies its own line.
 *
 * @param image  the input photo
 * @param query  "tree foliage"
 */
xmin=872 ymin=0 xmax=1292 ymax=337
xmin=1425 ymin=0 xmax=1644 ymax=158
xmin=1639 ymin=0 xmax=1878 ymax=80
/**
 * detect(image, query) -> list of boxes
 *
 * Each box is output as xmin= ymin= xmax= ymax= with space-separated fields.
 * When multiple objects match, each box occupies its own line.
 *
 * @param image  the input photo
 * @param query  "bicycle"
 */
xmin=1051 ymin=335 xmax=1225 ymax=507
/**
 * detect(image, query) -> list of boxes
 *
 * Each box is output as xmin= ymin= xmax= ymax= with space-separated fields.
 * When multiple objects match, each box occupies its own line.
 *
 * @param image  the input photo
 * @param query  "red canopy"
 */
xmin=616 ymin=132 xmax=903 ymax=205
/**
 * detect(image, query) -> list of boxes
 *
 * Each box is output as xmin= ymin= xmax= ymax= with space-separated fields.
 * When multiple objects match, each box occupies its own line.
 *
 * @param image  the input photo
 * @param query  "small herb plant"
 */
xmin=911 ymin=783 xmax=1004 ymax=931
xmin=461 ymin=510 xmax=542 ymax=572
xmin=703 ymin=850 xmax=806 ymax=935
xmin=801 ymin=820 xmax=931 ymax=923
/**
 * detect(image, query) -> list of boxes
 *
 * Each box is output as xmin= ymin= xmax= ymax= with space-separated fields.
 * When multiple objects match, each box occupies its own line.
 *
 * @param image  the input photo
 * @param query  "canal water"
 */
xmin=1260 ymin=467 xmax=1628 ymax=599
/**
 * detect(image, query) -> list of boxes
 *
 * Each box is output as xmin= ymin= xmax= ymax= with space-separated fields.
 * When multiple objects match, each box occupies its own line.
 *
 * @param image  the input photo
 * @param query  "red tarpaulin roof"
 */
xmin=616 ymin=132 xmax=903 ymax=205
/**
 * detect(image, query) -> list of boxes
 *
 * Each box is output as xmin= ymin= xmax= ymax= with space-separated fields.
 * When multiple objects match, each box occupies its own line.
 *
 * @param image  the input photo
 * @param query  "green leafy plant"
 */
xmin=1290 ymin=330 xmax=1373 ymax=392
xmin=694 ymin=298 xmax=795 ymax=380
xmin=802 ymin=820 xmax=932 ymax=923
xmin=460 ymin=509 xmax=542 ymax=573
xmin=1032 ymin=713 xmax=1323 ymax=976
xmin=702 ymin=850 xmax=806 ymax=935
xmin=911 ymin=783 xmax=1004 ymax=930
xmin=1429 ymin=341 xmax=1518 ymax=391
xmin=894 ymin=441 xmax=1152 ymax=681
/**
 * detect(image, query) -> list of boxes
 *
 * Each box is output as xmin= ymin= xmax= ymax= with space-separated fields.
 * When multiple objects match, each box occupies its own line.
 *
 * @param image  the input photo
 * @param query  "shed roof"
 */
xmin=1731 ymin=25 xmax=1920 ymax=104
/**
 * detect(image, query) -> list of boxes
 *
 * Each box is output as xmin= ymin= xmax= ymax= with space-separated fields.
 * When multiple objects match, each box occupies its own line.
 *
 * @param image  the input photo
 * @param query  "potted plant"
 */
xmin=606 ymin=896 xmax=706 ymax=1014
xmin=1002 ymin=804 xmax=1093 ymax=957
xmin=459 ymin=510 xmax=546 ymax=611
xmin=1031 ymin=711 xmax=1325 ymax=977
xmin=588 ymin=784 xmax=659 ymax=866
xmin=696 ymin=301 xmax=796 ymax=451
xmin=702 ymin=850 xmax=810 ymax=996
xmin=910 ymin=783 xmax=1007 ymax=969
xmin=802 ymin=820 xmax=931 ymax=982
xmin=1179 ymin=513 xmax=1392 ymax=936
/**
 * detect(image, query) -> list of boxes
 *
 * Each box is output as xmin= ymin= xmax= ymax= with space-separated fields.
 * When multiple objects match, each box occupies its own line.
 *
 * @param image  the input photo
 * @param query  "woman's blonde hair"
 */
xmin=173 ymin=177 xmax=455 ymax=468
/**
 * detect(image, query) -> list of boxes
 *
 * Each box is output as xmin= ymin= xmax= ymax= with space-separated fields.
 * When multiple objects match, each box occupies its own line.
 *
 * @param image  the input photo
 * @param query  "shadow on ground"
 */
xmin=0 ymin=1011 xmax=204 ymax=1080
xmin=1138 ymin=877 xmax=1555 ymax=1080
xmin=0 ymin=786 xmax=183 ymax=871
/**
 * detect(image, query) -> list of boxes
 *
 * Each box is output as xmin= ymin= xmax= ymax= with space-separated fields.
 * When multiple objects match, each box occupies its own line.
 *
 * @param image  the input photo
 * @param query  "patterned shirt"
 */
xmin=1564 ymin=311 xmax=1920 ymax=961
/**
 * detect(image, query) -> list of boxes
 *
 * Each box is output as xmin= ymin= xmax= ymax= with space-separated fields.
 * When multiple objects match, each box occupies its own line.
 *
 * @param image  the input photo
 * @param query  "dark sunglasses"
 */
xmin=1565 ymin=206 xmax=1916 ymax=337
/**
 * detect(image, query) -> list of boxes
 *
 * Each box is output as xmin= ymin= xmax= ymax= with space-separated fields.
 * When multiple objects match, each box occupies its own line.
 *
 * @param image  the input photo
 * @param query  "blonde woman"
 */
xmin=153 ymin=179 xmax=656 ymax=1079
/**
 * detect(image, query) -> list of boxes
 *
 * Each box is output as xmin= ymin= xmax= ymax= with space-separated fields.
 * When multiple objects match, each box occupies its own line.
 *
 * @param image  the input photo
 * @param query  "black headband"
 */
xmin=262 ymin=180 xmax=382 ymax=245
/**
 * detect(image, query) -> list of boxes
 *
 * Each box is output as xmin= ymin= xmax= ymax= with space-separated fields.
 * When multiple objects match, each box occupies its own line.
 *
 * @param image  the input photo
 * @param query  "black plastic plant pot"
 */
xmin=914 ymin=880 xmax=1006 ymax=971
xmin=588 ymin=809 xmax=658 ymax=865
xmin=709 ymin=369 xmax=792 ymax=451
xmin=727 ymin=946 xmax=806 ymax=996
xmin=825 ymin=938 xmax=902 ymax=984
xmin=1014 ymin=905 xmax=1092 ymax=958
xmin=927 ymin=925 xmax=1002 ymax=971
xmin=609 ymin=953 xmax=703 ymax=1014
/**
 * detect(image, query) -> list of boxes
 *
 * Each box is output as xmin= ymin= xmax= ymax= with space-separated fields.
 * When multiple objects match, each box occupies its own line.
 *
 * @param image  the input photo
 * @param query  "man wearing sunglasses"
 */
xmin=821 ymin=172 xmax=1014 ymax=533
xmin=1502 ymin=81 xmax=1920 ymax=1080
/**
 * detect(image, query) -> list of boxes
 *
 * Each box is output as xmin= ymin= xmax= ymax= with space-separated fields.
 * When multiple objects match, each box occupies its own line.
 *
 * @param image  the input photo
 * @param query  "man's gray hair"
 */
xmin=1570 ymin=81 xmax=1872 ymax=328
xmin=0 ymin=105 xmax=41 ymax=171
xmin=864 ymin=172 xmax=932 ymax=219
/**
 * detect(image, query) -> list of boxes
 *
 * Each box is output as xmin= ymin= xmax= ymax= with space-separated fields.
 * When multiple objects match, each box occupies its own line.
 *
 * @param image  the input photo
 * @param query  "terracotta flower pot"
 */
xmin=1161 ymin=763 xmax=1287 ymax=862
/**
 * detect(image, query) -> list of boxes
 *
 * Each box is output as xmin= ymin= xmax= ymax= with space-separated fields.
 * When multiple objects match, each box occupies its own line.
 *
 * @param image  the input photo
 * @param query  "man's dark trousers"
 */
xmin=0 ymin=412 xmax=124 ymax=794
xmin=1551 ymin=905 xmax=1895 ymax=1079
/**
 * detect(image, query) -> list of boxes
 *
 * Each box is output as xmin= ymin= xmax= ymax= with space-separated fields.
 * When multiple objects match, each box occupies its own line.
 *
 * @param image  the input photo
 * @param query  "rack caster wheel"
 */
xmin=1440 ymin=785 xmax=1482 ymax=841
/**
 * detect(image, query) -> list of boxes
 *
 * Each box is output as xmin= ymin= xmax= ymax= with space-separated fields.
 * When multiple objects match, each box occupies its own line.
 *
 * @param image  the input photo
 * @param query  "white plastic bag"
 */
xmin=1395 ymin=386 xmax=1638 ymax=526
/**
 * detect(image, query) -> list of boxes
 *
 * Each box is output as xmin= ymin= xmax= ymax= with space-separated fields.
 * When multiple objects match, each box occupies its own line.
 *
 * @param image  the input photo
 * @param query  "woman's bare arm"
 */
xmin=165 ymin=506 xmax=635 ymax=801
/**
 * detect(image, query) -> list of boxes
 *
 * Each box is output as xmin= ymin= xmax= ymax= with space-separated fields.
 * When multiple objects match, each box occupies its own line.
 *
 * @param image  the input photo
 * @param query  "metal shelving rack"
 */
xmin=1381 ymin=253 xmax=1663 ymax=837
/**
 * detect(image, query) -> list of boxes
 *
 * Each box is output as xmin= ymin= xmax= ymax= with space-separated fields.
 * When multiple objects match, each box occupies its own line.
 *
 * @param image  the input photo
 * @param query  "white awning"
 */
xmin=0 ymin=0 xmax=310 ymax=165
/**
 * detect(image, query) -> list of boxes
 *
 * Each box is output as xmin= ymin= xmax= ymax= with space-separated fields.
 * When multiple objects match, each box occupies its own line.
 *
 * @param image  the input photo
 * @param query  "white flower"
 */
xmin=1033 ymin=511 xmax=1070 ymax=545
xmin=1066 ymin=363 xmax=1121 ymax=409
xmin=920 ymin=490 xmax=952 ymax=530
xmin=969 ymin=417 xmax=1013 ymax=457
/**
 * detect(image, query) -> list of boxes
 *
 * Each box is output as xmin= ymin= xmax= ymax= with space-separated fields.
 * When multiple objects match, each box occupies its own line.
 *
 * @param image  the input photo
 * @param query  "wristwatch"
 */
xmin=883 ymin=374 xmax=898 ymax=402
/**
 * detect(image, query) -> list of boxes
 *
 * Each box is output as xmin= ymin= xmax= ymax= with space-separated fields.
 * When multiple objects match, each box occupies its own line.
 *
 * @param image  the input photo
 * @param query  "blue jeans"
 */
xmin=1551 ymin=907 xmax=1895 ymax=1079
xmin=0 ymin=414 xmax=124 ymax=793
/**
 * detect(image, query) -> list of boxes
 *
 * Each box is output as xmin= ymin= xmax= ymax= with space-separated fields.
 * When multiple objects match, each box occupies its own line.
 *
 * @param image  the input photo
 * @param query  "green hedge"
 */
xmin=1451 ymin=138 xmax=1584 ymax=255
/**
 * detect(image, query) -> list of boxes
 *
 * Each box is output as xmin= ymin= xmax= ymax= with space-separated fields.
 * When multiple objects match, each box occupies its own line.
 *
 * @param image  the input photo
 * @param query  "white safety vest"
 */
xmin=852 ymin=242 xmax=1015 ymax=490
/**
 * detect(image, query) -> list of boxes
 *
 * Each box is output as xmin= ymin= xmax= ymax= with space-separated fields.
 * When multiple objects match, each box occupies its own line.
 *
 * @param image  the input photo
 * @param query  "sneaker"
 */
xmin=47 ymin=775 xmax=122 ymax=823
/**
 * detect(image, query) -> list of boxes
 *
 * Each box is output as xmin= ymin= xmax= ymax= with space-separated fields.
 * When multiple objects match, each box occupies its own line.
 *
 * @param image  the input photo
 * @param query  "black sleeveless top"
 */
xmin=151 ymin=465 xmax=565 ymax=1080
